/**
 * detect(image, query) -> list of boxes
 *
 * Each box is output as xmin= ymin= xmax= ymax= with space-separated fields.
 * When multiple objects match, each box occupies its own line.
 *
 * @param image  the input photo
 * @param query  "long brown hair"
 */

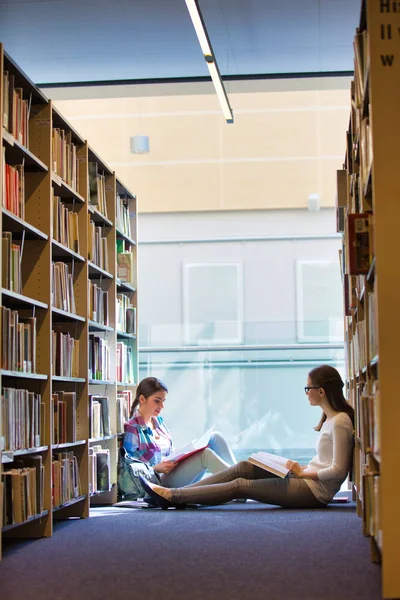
xmin=309 ymin=365 xmax=354 ymax=431
xmin=129 ymin=377 xmax=168 ymax=418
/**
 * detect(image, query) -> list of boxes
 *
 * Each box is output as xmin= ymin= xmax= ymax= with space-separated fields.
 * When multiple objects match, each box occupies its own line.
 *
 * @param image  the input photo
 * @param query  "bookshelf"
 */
xmin=337 ymin=2 xmax=400 ymax=598
xmin=0 ymin=44 xmax=138 ymax=557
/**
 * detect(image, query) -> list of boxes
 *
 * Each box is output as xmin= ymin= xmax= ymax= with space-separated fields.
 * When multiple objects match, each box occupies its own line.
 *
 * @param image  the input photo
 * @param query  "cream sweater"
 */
xmin=304 ymin=412 xmax=354 ymax=504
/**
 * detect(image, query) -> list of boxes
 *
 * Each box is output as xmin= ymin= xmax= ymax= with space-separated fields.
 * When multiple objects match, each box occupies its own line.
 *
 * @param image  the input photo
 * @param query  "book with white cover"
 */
xmin=248 ymin=451 xmax=290 ymax=478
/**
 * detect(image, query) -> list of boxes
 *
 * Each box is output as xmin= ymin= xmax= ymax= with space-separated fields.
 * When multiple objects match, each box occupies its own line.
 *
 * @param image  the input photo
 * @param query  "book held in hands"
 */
xmin=248 ymin=451 xmax=291 ymax=478
xmin=167 ymin=427 xmax=214 ymax=464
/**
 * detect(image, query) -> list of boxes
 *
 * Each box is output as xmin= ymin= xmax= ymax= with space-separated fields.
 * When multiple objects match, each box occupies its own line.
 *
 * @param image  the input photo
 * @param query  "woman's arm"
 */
xmin=317 ymin=418 xmax=353 ymax=482
xmin=285 ymin=460 xmax=319 ymax=479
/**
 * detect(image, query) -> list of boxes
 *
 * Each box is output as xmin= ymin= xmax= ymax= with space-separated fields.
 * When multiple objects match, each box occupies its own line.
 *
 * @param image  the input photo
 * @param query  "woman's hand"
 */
xmin=153 ymin=460 xmax=176 ymax=474
xmin=285 ymin=460 xmax=303 ymax=477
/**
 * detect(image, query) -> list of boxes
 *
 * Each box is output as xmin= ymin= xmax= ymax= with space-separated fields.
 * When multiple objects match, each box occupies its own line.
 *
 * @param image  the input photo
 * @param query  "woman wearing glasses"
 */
xmin=118 ymin=376 xmax=237 ymax=500
xmin=139 ymin=365 xmax=355 ymax=510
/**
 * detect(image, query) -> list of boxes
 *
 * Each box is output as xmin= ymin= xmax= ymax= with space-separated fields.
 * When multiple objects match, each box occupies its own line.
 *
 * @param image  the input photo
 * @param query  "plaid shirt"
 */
xmin=123 ymin=411 xmax=173 ymax=466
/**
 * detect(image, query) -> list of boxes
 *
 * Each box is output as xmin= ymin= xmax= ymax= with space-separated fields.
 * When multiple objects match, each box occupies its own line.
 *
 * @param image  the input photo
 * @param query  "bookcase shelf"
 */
xmin=2 ymin=208 xmax=48 ymax=240
xmin=52 ymin=174 xmax=86 ymax=203
xmin=2 ymin=131 xmax=48 ymax=172
xmin=89 ymin=205 xmax=113 ymax=227
xmin=52 ymin=376 xmax=86 ymax=383
xmin=51 ymin=239 xmax=85 ymax=262
xmin=88 ymin=320 xmax=114 ymax=333
xmin=1 ymin=288 xmax=48 ymax=309
xmin=2 ymin=447 xmax=49 ymax=463
xmin=2 ymin=510 xmax=49 ymax=533
xmin=52 ymin=495 xmax=87 ymax=514
xmin=117 ymin=331 xmax=136 ymax=340
xmin=1 ymin=370 xmax=48 ymax=380
xmin=116 ymin=280 xmax=136 ymax=293
xmin=116 ymin=228 xmax=136 ymax=247
xmin=51 ymin=307 xmax=86 ymax=322
xmin=89 ymin=435 xmax=115 ymax=443
xmin=52 ymin=440 xmax=86 ymax=450
xmin=0 ymin=44 xmax=138 ymax=558
xmin=88 ymin=261 xmax=114 ymax=280
xmin=337 ymin=3 xmax=400 ymax=597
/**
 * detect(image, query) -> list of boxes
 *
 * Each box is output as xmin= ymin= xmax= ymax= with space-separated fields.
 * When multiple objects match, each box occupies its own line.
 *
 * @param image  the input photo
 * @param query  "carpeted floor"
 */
xmin=0 ymin=501 xmax=383 ymax=600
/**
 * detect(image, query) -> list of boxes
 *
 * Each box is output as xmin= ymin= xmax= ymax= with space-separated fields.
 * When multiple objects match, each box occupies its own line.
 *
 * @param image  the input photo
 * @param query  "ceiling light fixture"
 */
xmin=184 ymin=0 xmax=234 ymax=124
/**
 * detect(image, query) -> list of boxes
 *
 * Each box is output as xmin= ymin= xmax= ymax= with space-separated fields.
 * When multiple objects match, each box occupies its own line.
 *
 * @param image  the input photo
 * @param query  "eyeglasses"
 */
xmin=304 ymin=386 xmax=320 ymax=393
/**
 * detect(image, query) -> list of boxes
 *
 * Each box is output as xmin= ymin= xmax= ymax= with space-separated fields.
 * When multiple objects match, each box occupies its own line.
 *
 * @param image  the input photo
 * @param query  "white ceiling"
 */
xmin=0 ymin=0 xmax=360 ymax=85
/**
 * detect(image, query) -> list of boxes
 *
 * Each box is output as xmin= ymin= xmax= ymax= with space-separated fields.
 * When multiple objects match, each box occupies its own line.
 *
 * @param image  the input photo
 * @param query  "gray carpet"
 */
xmin=0 ymin=502 xmax=382 ymax=600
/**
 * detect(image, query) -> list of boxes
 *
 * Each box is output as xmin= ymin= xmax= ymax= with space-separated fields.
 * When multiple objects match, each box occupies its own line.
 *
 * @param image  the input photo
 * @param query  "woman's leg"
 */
xmin=207 ymin=432 xmax=237 ymax=466
xmin=158 ymin=461 xmax=325 ymax=508
xmin=161 ymin=448 xmax=230 ymax=488
xmin=172 ymin=476 xmax=324 ymax=508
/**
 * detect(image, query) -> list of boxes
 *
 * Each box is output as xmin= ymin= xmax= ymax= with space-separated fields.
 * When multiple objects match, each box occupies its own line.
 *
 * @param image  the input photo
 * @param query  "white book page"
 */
xmin=168 ymin=426 xmax=215 ymax=461
xmin=257 ymin=451 xmax=289 ymax=467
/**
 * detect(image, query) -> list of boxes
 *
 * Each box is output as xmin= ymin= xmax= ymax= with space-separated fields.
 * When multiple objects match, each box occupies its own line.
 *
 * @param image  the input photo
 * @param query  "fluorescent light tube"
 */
xmin=185 ymin=0 xmax=212 ymax=55
xmin=184 ymin=0 xmax=234 ymax=123
xmin=206 ymin=60 xmax=234 ymax=123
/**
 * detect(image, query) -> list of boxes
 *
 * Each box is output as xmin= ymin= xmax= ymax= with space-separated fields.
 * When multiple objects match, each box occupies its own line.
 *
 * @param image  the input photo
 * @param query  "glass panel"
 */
xmin=139 ymin=324 xmax=344 ymax=465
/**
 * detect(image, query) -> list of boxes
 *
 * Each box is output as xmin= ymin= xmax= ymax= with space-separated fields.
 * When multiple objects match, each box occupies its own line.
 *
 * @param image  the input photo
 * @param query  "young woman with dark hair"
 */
xmin=139 ymin=365 xmax=355 ymax=510
xmin=119 ymin=376 xmax=236 ymax=500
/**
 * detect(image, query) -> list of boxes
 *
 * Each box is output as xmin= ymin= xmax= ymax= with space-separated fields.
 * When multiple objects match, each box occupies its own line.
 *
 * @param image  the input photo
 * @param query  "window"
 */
xmin=295 ymin=260 xmax=344 ymax=343
xmin=183 ymin=262 xmax=243 ymax=345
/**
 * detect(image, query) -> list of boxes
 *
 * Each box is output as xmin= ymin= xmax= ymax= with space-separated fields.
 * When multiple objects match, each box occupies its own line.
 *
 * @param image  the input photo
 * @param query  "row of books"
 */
xmin=352 ymin=320 xmax=367 ymax=375
xmin=89 ymin=394 xmax=110 ymax=439
xmin=359 ymin=116 xmax=372 ymax=191
xmin=116 ymin=341 xmax=135 ymax=384
xmin=1 ymin=308 xmax=36 ymax=373
xmin=53 ymin=194 xmax=80 ymax=254
xmin=3 ymin=456 xmax=44 ymax=526
xmin=353 ymin=28 xmax=368 ymax=113
xmin=52 ymin=329 xmax=80 ymax=378
xmin=2 ymin=157 xmax=25 ymax=219
xmin=2 ymin=231 xmax=22 ymax=294
xmin=116 ymin=194 xmax=132 ymax=238
xmin=89 ymin=334 xmax=111 ymax=381
xmin=363 ymin=471 xmax=381 ymax=549
xmin=346 ymin=291 xmax=377 ymax=376
xmin=52 ymin=391 xmax=76 ymax=445
xmin=52 ymin=451 xmax=81 ymax=508
xmin=89 ymin=281 xmax=109 ymax=326
xmin=116 ymin=390 xmax=133 ymax=434
xmin=88 ymin=162 xmax=108 ymax=219
xmin=52 ymin=261 xmax=76 ymax=314
xmin=88 ymin=221 xmax=109 ymax=272
xmin=1 ymin=388 xmax=42 ymax=452
xmin=116 ymin=294 xmax=136 ymax=334
xmin=52 ymin=128 xmax=79 ymax=192
xmin=356 ymin=380 xmax=381 ymax=460
xmin=345 ymin=213 xmax=372 ymax=276
xmin=2 ymin=69 xmax=30 ymax=147
xmin=89 ymin=446 xmax=111 ymax=494
xmin=367 ymin=291 xmax=378 ymax=359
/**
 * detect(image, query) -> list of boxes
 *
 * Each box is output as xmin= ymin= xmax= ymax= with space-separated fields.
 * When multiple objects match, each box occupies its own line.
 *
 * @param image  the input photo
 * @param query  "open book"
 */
xmin=167 ymin=426 xmax=214 ymax=464
xmin=248 ymin=451 xmax=291 ymax=478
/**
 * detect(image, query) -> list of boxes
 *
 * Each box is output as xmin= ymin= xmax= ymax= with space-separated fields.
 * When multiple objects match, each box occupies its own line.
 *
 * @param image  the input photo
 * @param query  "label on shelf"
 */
xmin=35 ymin=118 xmax=50 ymax=127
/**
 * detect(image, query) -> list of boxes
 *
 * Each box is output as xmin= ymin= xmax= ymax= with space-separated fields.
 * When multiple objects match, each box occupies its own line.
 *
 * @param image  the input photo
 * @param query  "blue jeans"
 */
xmin=161 ymin=432 xmax=236 ymax=488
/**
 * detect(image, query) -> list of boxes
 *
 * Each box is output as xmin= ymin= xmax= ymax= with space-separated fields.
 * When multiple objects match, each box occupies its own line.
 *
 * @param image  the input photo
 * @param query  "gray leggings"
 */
xmin=170 ymin=460 xmax=326 ymax=508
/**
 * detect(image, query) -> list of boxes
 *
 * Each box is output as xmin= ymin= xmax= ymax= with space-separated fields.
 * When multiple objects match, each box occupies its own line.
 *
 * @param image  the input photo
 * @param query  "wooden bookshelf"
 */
xmin=0 ymin=44 xmax=138 ymax=557
xmin=338 ymin=2 xmax=400 ymax=597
